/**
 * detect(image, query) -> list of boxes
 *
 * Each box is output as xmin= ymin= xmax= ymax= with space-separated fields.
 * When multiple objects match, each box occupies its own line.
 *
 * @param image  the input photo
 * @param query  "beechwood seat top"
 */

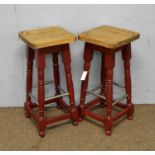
xmin=79 ymin=25 xmax=140 ymax=49
xmin=19 ymin=26 xmax=77 ymax=49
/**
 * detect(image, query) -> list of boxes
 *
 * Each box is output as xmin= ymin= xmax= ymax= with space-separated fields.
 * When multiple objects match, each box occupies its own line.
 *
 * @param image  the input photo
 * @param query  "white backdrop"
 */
xmin=0 ymin=4 xmax=155 ymax=107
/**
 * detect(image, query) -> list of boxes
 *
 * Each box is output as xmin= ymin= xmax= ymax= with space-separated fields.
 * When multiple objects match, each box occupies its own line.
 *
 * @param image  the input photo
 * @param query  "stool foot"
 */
xmin=72 ymin=121 xmax=78 ymax=126
xmin=25 ymin=112 xmax=31 ymax=118
xmin=71 ymin=107 xmax=79 ymax=125
xmin=104 ymin=116 xmax=113 ymax=136
xmin=39 ymin=131 xmax=45 ymax=137
xmin=78 ymin=105 xmax=85 ymax=121
xmin=127 ymin=115 xmax=133 ymax=120
xmin=105 ymin=129 xmax=112 ymax=136
xmin=24 ymin=102 xmax=31 ymax=118
xmin=38 ymin=121 xmax=46 ymax=137
xmin=127 ymin=103 xmax=134 ymax=120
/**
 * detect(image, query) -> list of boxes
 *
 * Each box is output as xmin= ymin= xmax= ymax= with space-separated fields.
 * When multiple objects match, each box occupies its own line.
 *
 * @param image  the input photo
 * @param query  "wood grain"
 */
xmin=19 ymin=26 xmax=77 ymax=49
xmin=79 ymin=25 xmax=140 ymax=49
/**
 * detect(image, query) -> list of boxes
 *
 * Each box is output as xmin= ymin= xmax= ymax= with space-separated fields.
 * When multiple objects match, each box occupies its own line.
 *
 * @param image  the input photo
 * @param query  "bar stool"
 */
xmin=78 ymin=25 xmax=140 ymax=136
xmin=19 ymin=26 xmax=78 ymax=137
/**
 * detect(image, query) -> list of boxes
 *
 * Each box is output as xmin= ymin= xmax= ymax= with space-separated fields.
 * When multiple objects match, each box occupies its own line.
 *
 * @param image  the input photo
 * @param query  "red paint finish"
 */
xmin=24 ymin=44 xmax=78 ymax=137
xmin=104 ymin=53 xmax=115 ymax=136
xmin=61 ymin=44 xmax=79 ymax=125
xmin=79 ymin=43 xmax=94 ymax=120
xmin=24 ymin=47 xmax=34 ymax=118
xmin=36 ymin=50 xmax=46 ymax=137
xmin=122 ymin=44 xmax=134 ymax=120
xmin=100 ymin=54 xmax=106 ymax=107
xmin=79 ymin=42 xmax=134 ymax=136
xmin=52 ymin=52 xmax=62 ymax=109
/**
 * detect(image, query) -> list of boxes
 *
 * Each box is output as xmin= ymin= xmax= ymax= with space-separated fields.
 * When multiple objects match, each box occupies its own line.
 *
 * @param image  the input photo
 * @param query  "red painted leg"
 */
xmin=25 ymin=47 xmax=34 ymax=118
xmin=122 ymin=44 xmax=134 ymax=120
xmin=37 ymin=50 xmax=46 ymax=137
xmin=61 ymin=44 xmax=78 ymax=126
xmin=100 ymin=53 xmax=106 ymax=108
xmin=79 ymin=43 xmax=94 ymax=121
xmin=104 ymin=53 xmax=115 ymax=136
xmin=52 ymin=52 xmax=62 ymax=109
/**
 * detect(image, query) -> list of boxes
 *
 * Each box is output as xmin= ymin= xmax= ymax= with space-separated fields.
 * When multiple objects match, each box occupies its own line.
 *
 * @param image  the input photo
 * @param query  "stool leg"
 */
xmin=25 ymin=47 xmax=34 ymax=118
xmin=52 ymin=52 xmax=62 ymax=109
xmin=104 ymin=53 xmax=115 ymax=136
xmin=37 ymin=51 xmax=46 ymax=137
xmin=79 ymin=43 xmax=94 ymax=120
xmin=122 ymin=44 xmax=134 ymax=120
xmin=100 ymin=53 xmax=106 ymax=107
xmin=61 ymin=44 xmax=78 ymax=126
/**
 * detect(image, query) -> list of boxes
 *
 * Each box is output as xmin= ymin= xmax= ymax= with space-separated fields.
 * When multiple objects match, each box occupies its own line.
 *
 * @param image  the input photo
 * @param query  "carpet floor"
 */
xmin=0 ymin=104 xmax=155 ymax=151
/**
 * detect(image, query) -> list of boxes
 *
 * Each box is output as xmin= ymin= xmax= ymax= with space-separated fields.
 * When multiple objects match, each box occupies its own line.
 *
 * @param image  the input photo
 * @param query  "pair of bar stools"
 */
xmin=19 ymin=25 xmax=140 ymax=137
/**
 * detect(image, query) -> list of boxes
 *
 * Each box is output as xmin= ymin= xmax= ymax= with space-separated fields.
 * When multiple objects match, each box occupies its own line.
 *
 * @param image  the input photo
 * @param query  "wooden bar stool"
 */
xmin=19 ymin=26 xmax=78 ymax=137
xmin=78 ymin=25 xmax=140 ymax=136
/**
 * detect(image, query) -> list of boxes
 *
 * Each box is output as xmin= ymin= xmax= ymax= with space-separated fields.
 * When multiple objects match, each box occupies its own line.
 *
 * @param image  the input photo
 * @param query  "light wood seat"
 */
xmin=79 ymin=25 xmax=140 ymax=49
xmin=19 ymin=26 xmax=77 ymax=49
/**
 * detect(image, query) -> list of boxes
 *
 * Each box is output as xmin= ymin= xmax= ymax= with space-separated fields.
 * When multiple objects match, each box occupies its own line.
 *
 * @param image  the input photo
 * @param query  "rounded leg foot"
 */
xmin=25 ymin=112 xmax=31 ymax=118
xmin=77 ymin=106 xmax=84 ymax=122
xmin=39 ymin=131 xmax=45 ymax=137
xmin=105 ymin=129 xmax=112 ymax=136
xmin=24 ymin=102 xmax=32 ymax=118
xmin=127 ymin=115 xmax=134 ymax=120
xmin=127 ymin=104 xmax=134 ymax=120
xmin=72 ymin=121 xmax=78 ymax=126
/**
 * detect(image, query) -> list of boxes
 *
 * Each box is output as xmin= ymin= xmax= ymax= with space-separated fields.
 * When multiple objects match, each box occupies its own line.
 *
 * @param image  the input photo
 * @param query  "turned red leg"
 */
xmin=36 ymin=50 xmax=46 ymax=137
xmin=100 ymin=53 xmax=106 ymax=107
xmin=104 ymin=53 xmax=115 ymax=136
xmin=25 ymin=47 xmax=34 ymax=118
xmin=52 ymin=52 xmax=62 ymax=109
xmin=79 ymin=43 xmax=94 ymax=120
xmin=122 ymin=44 xmax=134 ymax=120
xmin=61 ymin=44 xmax=78 ymax=125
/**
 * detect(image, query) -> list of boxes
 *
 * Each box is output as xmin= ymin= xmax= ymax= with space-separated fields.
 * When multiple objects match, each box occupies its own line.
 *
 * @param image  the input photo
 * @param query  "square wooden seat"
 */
xmin=19 ymin=26 xmax=77 ymax=49
xmin=79 ymin=25 xmax=140 ymax=49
